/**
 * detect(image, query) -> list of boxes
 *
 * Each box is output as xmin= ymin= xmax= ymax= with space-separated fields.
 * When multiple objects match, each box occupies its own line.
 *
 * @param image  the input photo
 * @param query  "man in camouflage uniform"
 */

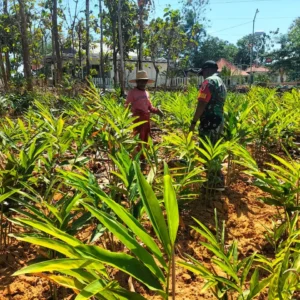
xmin=189 ymin=60 xmax=227 ymax=190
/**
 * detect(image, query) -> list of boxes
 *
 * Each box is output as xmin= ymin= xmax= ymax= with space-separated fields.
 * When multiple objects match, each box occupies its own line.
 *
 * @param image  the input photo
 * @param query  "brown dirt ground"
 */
xmin=0 ymin=173 xmax=280 ymax=300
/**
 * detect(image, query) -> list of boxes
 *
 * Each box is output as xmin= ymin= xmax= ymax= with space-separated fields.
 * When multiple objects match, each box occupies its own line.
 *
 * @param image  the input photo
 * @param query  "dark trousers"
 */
xmin=199 ymin=122 xmax=224 ymax=186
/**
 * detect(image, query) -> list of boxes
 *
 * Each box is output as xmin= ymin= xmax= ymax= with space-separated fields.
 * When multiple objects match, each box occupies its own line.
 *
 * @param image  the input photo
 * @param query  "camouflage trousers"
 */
xmin=198 ymin=122 xmax=223 ymax=145
xmin=198 ymin=122 xmax=224 ymax=186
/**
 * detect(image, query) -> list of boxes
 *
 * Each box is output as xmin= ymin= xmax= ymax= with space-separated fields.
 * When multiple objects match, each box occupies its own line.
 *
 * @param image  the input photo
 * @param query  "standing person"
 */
xmin=126 ymin=70 xmax=163 ymax=159
xmin=189 ymin=60 xmax=227 ymax=190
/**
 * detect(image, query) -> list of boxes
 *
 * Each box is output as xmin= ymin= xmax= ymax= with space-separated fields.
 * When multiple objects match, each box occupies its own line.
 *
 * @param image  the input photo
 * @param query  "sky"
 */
xmin=152 ymin=0 xmax=300 ymax=45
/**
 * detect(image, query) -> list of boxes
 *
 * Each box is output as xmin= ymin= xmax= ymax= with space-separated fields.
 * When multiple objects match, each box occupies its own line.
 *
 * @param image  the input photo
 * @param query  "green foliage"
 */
xmin=193 ymin=37 xmax=238 ymax=68
xmin=255 ymin=212 xmax=300 ymax=300
xmin=178 ymin=210 xmax=268 ymax=299
xmin=0 ymin=85 xmax=299 ymax=299
xmin=11 ymin=162 xmax=180 ymax=299
xmin=0 ymin=95 xmax=13 ymax=115
xmin=250 ymin=154 xmax=300 ymax=213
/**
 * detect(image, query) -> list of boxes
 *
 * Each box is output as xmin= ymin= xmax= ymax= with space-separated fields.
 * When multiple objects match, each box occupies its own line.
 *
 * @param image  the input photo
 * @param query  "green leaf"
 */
xmin=178 ymin=256 xmax=213 ymax=278
xmin=45 ymin=203 xmax=63 ymax=224
xmin=59 ymin=269 xmax=99 ymax=284
xmin=259 ymin=197 xmax=283 ymax=207
xmin=13 ymin=218 xmax=82 ymax=247
xmin=0 ymin=190 xmax=18 ymax=204
xmin=47 ymin=274 xmax=85 ymax=291
xmin=201 ymin=280 xmax=218 ymax=293
xmin=110 ymin=288 xmax=147 ymax=300
xmin=134 ymin=162 xmax=171 ymax=256
xmin=82 ymin=203 xmax=165 ymax=284
xmin=75 ymin=280 xmax=114 ymax=300
xmin=57 ymin=117 xmax=64 ymax=136
xmin=163 ymin=163 xmax=179 ymax=247
xmin=13 ymin=259 xmax=104 ymax=276
xmin=247 ymin=275 xmax=271 ymax=299
xmin=192 ymin=218 xmax=219 ymax=246
xmin=213 ymin=276 xmax=242 ymax=293
xmin=200 ymin=242 xmax=230 ymax=264
xmin=241 ymin=255 xmax=255 ymax=286
xmin=271 ymin=154 xmax=296 ymax=174
xmin=250 ymin=268 xmax=259 ymax=292
xmin=11 ymin=234 xmax=79 ymax=259
xmin=212 ymin=258 xmax=239 ymax=284
xmin=94 ymin=193 xmax=166 ymax=269
xmin=75 ymin=245 xmax=164 ymax=292
xmin=28 ymin=139 xmax=36 ymax=160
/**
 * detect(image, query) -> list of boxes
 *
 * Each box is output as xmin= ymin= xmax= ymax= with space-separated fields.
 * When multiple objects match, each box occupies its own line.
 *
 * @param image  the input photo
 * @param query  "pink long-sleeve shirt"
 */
xmin=125 ymin=88 xmax=158 ymax=116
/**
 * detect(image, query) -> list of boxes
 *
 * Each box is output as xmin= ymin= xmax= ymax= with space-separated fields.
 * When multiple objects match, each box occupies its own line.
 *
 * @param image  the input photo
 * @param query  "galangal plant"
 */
xmin=255 ymin=212 xmax=300 ymax=300
xmin=10 ymin=162 xmax=180 ymax=299
xmin=250 ymin=154 xmax=300 ymax=215
xmin=178 ymin=209 xmax=270 ymax=300
xmin=162 ymin=131 xmax=206 ymax=202
xmin=160 ymin=90 xmax=195 ymax=131
xmin=196 ymin=137 xmax=227 ymax=196
xmin=223 ymin=94 xmax=254 ymax=184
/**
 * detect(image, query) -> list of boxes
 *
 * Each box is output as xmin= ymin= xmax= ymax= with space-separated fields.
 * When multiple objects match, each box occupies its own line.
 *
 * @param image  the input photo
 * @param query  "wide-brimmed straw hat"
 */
xmin=129 ymin=70 xmax=154 ymax=83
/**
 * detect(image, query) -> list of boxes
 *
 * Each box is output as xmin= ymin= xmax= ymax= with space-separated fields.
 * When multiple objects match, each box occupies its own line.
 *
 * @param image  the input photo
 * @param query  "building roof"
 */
xmin=245 ymin=65 xmax=269 ymax=73
xmin=217 ymin=58 xmax=249 ymax=76
xmin=31 ymin=64 xmax=43 ymax=71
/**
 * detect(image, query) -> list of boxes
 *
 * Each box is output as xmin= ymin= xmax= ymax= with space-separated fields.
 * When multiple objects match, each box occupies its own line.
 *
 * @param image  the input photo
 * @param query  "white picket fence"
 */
xmin=92 ymin=76 xmax=202 ymax=89
xmin=156 ymin=76 xmax=203 ymax=87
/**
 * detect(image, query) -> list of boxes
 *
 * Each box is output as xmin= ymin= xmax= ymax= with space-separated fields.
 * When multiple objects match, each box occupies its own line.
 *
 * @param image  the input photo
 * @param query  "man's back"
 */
xmin=202 ymin=73 xmax=227 ymax=121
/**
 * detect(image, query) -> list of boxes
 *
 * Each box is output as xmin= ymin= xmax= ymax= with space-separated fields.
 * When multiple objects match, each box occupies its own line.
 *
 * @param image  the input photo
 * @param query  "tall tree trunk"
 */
xmin=52 ymin=0 xmax=62 ymax=84
xmin=112 ymin=31 xmax=118 ymax=88
xmin=51 ymin=35 xmax=56 ymax=86
xmin=118 ymin=0 xmax=125 ymax=96
xmin=0 ymin=51 xmax=8 ymax=91
xmin=138 ymin=2 xmax=143 ymax=70
xmin=78 ymin=21 xmax=83 ymax=78
xmin=3 ymin=0 xmax=11 ymax=81
xmin=18 ymin=0 xmax=32 ymax=91
xmin=85 ymin=0 xmax=90 ymax=76
xmin=165 ymin=56 xmax=170 ymax=87
xmin=105 ymin=2 xmax=118 ymax=87
xmin=99 ymin=0 xmax=105 ymax=91
xmin=70 ymin=0 xmax=78 ymax=78
xmin=152 ymin=60 xmax=159 ymax=89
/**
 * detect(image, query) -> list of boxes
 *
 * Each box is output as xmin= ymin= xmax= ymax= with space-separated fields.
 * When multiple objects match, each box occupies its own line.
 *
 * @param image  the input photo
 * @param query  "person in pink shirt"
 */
xmin=125 ymin=70 xmax=163 ymax=159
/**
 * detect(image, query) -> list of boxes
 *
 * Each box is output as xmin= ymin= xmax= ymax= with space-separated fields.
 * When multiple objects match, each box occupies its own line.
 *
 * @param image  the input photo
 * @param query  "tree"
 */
xmin=267 ymin=24 xmax=300 ymax=82
xmin=145 ymin=11 xmax=192 ymax=86
xmin=99 ymin=0 xmax=105 ymax=90
xmin=86 ymin=0 xmax=90 ymax=76
xmin=289 ymin=17 xmax=300 ymax=47
xmin=0 ymin=51 xmax=8 ymax=90
xmin=137 ymin=0 xmax=152 ymax=70
xmin=181 ymin=0 xmax=209 ymax=65
xmin=52 ymin=0 xmax=63 ymax=84
xmin=144 ymin=17 xmax=165 ymax=87
xmin=103 ymin=0 xmax=138 ymax=87
xmin=3 ymin=0 xmax=11 ymax=81
xmin=0 ymin=0 xmax=20 ymax=88
xmin=235 ymin=33 xmax=271 ymax=69
xmin=104 ymin=0 xmax=118 ymax=86
xmin=192 ymin=36 xmax=238 ymax=67
xmin=118 ymin=0 xmax=125 ymax=96
xmin=18 ymin=0 xmax=32 ymax=91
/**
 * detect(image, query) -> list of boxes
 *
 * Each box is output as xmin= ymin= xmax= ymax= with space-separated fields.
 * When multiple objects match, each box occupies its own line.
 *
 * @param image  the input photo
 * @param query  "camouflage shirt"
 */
xmin=197 ymin=73 xmax=227 ymax=130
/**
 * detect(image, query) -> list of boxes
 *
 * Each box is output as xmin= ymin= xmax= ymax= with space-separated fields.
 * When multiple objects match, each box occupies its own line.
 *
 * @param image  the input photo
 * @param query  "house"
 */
xmin=245 ymin=65 xmax=287 ymax=83
xmin=44 ymin=43 xmax=173 ymax=87
xmin=216 ymin=58 xmax=249 ymax=86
